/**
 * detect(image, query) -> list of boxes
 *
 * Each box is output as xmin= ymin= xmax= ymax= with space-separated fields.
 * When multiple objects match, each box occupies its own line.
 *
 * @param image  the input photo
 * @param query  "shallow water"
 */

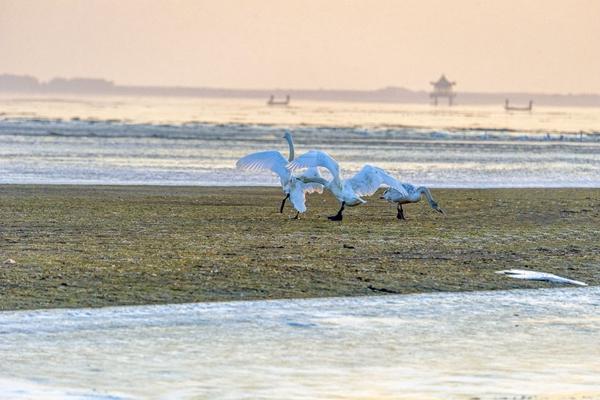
xmin=2 ymin=94 xmax=600 ymax=133
xmin=1 ymin=287 xmax=599 ymax=399
xmin=1 ymin=95 xmax=600 ymax=187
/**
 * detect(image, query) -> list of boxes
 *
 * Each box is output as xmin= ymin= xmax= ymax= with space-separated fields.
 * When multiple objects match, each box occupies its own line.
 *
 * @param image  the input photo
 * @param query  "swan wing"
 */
xmin=288 ymin=180 xmax=308 ymax=213
xmin=236 ymin=151 xmax=290 ymax=181
xmin=287 ymin=150 xmax=340 ymax=182
xmin=297 ymin=167 xmax=324 ymax=194
xmin=384 ymin=184 xmax=416 ymax=200
xmin=286 ymin=171 xmax=324 ymax=213
xmin=347 ymin=165 xmax=408 ymax=197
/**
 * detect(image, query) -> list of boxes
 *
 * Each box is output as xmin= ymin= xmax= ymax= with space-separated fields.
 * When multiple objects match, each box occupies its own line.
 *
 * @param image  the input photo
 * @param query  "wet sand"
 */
xmin=1 ymin=185 xmax=599 ymax=310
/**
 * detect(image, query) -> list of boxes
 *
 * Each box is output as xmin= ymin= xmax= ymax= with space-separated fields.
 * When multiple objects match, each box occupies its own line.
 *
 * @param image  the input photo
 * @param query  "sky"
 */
xmin=1 ymin=0 xmax=599 ymax=93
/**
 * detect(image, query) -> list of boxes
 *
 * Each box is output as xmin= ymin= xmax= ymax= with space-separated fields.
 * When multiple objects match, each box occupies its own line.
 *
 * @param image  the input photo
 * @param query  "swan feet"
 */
xmin=396 ymin=204 xmax=406 ymax=220
xmin=279 ymin=194 xmax=290 ymax=213
xmin=291 ymin=212 xmax=300 ymax=220
xmin=328 ymin=202 xmax=345 ymax=221
xmin=328 ymin=213 xmax=343 ymax=221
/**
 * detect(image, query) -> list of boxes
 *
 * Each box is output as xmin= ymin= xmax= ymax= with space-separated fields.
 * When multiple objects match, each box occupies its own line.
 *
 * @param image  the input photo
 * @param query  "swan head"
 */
xmin=282 ymin=131 xmax=293 ymax=141
xmin=379 ymin=188 xmax=392 ymax=201
xmin=431 ymin=202 xmax=445 ymax=214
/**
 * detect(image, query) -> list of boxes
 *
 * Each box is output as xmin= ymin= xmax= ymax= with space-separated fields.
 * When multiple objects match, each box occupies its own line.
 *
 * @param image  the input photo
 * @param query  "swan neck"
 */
xmin=304 ymin=176 xmax=329 ymax=186
xmin=334 ymin=176 xmax=344 ymax=190
xmin=418 ymin=186 xmax=435 ymax=207
xmin=285 ymin=135 xmax=295 ymax=161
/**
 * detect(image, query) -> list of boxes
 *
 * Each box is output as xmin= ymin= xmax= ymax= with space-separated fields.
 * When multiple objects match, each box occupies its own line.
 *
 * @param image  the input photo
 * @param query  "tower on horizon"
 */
xmin=430 ymin=74 xmax=456 ymax=106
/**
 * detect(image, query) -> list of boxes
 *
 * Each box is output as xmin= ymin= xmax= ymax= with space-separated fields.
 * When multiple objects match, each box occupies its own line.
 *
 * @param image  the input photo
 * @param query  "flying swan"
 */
xmin=380 ymin=185 xmax=444 ymax=220
xmin=236 ymin=131 xmax=323 ymax=218
xmin=289 ymin=150 xmax=409 ymax=221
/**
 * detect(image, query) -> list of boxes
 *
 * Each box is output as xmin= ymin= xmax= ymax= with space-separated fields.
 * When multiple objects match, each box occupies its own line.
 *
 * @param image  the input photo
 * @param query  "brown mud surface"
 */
xmin=1 ymin=185 xmax=599 ymax=310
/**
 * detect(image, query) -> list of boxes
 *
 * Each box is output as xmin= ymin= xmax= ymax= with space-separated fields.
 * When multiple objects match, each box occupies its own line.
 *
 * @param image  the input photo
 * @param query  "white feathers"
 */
xmin=288 ymin=179 xmax=309 ymax=213
xmin=287 ymin=167 xmax=325 ymax=213
xmin=288 ymin=150 xmax=408 ymax=210
xmin=238 ymin=138 xmax=436 ymax=220
xmin=496 ymin=269 xmax=587 ymax=286
xmin=381 ymin=185 xmax=418 ymax=202
xmin=296 ymin=167 xmax=325 ymax=195
xmin=288 ymin=150 xmax=341 ymax=185
xmin=235 ymin=150 xmax=290 ymax=183
xmin=235 ymin=133 xmax=324 ymax=214
xmin=380 ymin=184 xmax=444 ymax=215
xmin=347 ymin=165 xmax=409 ymax=198
xmin=290 ymin=151 xmax=406 ymax=196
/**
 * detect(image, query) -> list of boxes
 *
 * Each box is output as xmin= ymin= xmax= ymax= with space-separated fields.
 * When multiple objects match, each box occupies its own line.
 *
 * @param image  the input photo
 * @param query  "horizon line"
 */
xmin=3 ymin=73 xmax=600 ymax=97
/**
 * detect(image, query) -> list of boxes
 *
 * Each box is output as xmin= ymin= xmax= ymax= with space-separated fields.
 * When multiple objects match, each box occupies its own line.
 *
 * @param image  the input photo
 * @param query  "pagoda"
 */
xmin=430 ymin=74 xmax=456 ymax=106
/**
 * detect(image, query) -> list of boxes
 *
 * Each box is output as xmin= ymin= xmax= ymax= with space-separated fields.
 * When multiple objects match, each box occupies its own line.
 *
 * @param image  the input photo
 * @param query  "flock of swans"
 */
xmin=236 ymin=131 xmax=445 ymax=221
xmin=235 ymin=132 xmax=591 ymax=286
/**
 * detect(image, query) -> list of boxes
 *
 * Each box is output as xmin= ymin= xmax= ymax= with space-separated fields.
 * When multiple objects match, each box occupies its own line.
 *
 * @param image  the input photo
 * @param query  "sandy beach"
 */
xmin=1 ymin=185 xmax=598 ymax=310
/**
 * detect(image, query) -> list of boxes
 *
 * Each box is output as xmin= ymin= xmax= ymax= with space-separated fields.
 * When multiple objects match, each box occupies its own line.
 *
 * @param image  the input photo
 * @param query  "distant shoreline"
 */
xmin=2 ymin=73 xmax=600 ymax=107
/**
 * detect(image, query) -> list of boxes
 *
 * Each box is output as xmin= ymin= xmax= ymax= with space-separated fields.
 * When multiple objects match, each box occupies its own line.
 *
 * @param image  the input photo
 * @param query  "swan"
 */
xmin=289 ymin=150 xmax=409 ymax=221
xmin=236 ymin=131 xmax=323 ymax=218
xmin=380 ymin=185 xmax=444 ymax=220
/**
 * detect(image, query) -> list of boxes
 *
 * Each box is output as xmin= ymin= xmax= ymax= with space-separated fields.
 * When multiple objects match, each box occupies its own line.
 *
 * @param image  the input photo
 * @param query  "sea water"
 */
xmin=0 ymin=287 xmax=599 ymax=399
xmin=1 ymin=94 xmax=600 ymax=187
xmin=2 ymin=95 xmax=600 ymax=399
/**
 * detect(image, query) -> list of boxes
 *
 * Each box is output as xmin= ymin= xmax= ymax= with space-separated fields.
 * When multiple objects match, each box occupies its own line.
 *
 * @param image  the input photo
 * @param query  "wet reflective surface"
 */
xmin=1 ymin=287 xmax=599 ymax=399
xmin=1 ymin=95 xmax=600 ymax=187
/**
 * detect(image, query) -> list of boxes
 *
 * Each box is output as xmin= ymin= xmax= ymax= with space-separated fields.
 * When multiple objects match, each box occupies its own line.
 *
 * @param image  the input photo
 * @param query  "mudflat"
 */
xmin=1 ymin=185 xmax=599 ymax=310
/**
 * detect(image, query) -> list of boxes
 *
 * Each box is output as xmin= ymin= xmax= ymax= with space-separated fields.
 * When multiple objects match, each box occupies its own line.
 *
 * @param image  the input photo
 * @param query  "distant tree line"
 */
xmin=1 ymin=73 xmax=599 ymax=107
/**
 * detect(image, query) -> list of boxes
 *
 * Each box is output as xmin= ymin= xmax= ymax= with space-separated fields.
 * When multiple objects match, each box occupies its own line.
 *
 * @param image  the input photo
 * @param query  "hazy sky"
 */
xmin=1 ymin=0 xmax=599 ymax=92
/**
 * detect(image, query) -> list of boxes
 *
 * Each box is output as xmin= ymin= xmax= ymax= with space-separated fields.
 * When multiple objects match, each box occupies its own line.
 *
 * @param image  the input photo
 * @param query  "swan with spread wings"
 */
xmin=288 ymin=150 xmax=409 ymax=221
xmin=236 ymin=132 xmax=324 ymax=218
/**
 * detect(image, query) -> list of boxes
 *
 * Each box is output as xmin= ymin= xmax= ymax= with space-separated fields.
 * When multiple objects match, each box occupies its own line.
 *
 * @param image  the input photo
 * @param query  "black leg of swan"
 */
xmin=279 ymin=193 xmax=290 ymax=213
xmin=328 ymin=202 xmax=345 ymax=221
xmin=397 ymin=204 xmax=406 ymax=220
xmin=292 ymin=211 xmax=300 ymax=220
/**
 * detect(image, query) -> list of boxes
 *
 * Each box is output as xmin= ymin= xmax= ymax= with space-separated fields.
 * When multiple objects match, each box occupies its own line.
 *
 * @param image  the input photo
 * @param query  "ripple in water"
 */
xmin=1 ymin=287 xmax=599 ymax=399
xmin=1 ymin=96 xmax=600 ymax=187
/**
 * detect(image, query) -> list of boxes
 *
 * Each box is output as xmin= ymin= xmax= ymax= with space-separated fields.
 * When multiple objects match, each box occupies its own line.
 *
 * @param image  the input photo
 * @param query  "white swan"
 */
xmin=236 ymin=132 xmax=323 ymax=218
xmin=380 ymin=185 xmax=444 ymax=220
xmin=289 ymin=150 xmax=409 ymax=221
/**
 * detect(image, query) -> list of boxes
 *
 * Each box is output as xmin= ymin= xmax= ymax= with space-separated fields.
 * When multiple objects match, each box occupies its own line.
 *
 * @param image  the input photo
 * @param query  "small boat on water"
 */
xmin=505 ymin=99 xmax=533 ymax=111
xmin=267 ymin=95 xmax=290 ymax=106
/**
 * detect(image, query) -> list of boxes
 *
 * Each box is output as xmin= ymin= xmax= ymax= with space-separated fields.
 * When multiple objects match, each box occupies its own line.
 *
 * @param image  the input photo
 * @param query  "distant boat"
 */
xmin=505 ymin=99 xmax=533 ymax=111
xmin=267 ymin=95 xmax=290 ymax=106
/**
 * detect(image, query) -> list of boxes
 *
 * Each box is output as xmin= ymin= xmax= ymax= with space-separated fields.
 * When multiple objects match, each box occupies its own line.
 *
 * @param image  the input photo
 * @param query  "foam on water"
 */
xmin=1 ymin=95 xmax=600 ymax=187
xmin=1 ymin=287 xmax=599 ymax=399
xmin=1 ymin=118 xmax=600 ymax=187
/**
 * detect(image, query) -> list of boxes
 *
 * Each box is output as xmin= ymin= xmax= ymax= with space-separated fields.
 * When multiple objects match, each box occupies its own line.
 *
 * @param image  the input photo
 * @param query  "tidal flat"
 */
xmin=0 ymin=185 xmax=599 ymax=310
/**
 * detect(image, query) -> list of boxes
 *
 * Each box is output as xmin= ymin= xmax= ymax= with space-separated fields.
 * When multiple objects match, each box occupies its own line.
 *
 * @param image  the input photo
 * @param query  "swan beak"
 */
xmin=437 ymin=208 xmax=445 ymax=215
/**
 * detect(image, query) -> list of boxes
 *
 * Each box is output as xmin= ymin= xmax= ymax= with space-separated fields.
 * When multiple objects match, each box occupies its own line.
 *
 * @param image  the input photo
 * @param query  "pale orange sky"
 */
xmin=1 ymin=0 xmax=599 ymax=93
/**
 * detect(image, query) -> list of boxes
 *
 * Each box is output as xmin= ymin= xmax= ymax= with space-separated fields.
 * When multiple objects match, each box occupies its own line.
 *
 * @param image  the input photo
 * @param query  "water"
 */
xmin=1 ymin=94 xmax=600 ymax=187
xmin=0 ymin=287 xmax=599 ymax=399
xmin=2 ymin=95 xmax=599 ymax=398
